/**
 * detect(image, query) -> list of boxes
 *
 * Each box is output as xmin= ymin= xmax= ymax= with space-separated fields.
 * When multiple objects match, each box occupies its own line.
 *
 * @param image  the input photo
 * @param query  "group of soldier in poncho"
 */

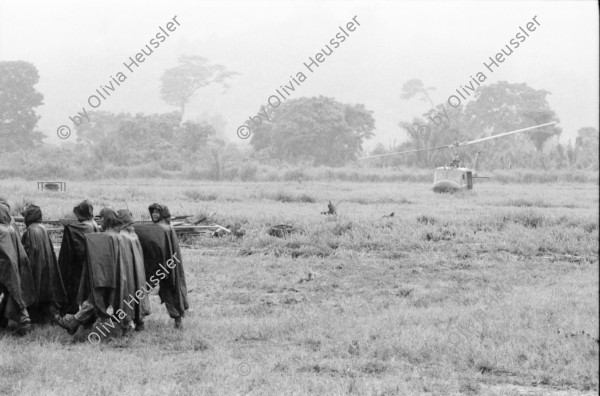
xmin=0 ymin=198 xmax=188 ymax=338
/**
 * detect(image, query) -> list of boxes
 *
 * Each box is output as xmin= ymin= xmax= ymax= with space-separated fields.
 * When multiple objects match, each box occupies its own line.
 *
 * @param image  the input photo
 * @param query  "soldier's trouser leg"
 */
xmin=0 ymin=284 xmax=30 ymax=331
xmin=27 ymin=305 xmax=44 ymax=323
xmin=159 ymin=280 xmax=182 ymax=319
xmin=41 ymin=302 xmax=60 ymax=322
xmin=28 ymin=302 xmax=58 ymax=323
xmin=0 ymin=290 xmax=7 ymax=328
xmin=164 ymin=302 xmax=181 ymax=319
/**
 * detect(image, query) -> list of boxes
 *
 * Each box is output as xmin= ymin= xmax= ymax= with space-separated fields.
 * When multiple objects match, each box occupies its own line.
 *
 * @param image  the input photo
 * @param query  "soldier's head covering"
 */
xmin=0 ymin=197 xmax=10 ymax=211
xmin=99 ymin=207 xmax=123 ymax=230
xmin=148 ymin=203 xmax=166 ymax=224
xmin=73 ymin=200 xmax=94 ymax=221
xmin=0 ymin=204 xmax=11 ymax=225
xmin=162 ymin=206 xmax=172 ymax=225
xmin=22 ymin=205 xmax=42 ymax=227
xmin=116 ymin=209 xmax=135 ymax=228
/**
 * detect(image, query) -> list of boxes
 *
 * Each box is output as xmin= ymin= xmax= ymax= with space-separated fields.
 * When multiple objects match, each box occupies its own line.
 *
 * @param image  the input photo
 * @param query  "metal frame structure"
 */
xmin=37 ymin=181 xmax=67 ymax=191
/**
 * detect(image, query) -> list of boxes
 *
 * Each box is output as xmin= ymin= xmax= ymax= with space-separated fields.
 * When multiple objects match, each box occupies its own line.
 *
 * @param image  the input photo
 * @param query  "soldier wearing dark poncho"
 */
xmin=114 ymin=209 xmax=151 ymax=331
xmin=57 ymin=200 xmax=100 ymax=314
xmin=0 ymin=204 xmax=35 ymax=335
xmin=0 ymin=197 xmax=22 ymax=238
xmin=135 ymin=203 xmax=188 ymax=329
xmin=58 ymin=209 xmax=151 ymax=336
xmin=20 ymin=205 xmax=67 ymax=323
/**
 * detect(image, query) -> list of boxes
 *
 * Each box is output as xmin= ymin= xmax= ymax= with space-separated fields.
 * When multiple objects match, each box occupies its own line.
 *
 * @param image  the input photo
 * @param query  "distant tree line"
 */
xmin=0 ymin=61 xmax=45 ymax=151
xmin=0 ymin=60 xmax=597 ymax=178
xmin=74 ymin=111 xmax=219 ymax=166
xmin=248 ymin=96 xmax=375 ymax=167
xmin=371 ymin=79 xmax=598 ymax=171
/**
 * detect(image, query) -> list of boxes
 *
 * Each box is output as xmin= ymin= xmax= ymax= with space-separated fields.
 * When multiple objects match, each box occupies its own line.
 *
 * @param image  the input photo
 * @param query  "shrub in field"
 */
xmin=424 ymin=227 xmax=456 ymax=241
xmin=417 ymin=215 xmax=437 ymax=225
xmin=283 ymin=168 xmax=306 ymax=182
xmin=582 ymin=221 xmax=599 ymax=233
xmin=314 ymin=167 xmax=336 ymax=181
xmin=297 ymin=194 xmax=316 ymax=203
xmin=82 ymin=164 xmax=101 ymax=179
xmin=185 ymin=168 xmax=207 ymax=180
xmin=183 ymin=190 xmax=218 ymax=201
xmin=356 ymin=172 xmax=382 ymax=182
xmin=128 ymin=164 xmax=165 ymax=178
xmin=290 ymin=243 xmax=332 ymax=258
xmin=272 ymin=192 xmax=294 ymax=203
xmin=0 ymin=168 xmax=19 ymax=178
xmin=332 ymin=221 xmax=353 ymax=236
xmin=571 ymin=171 xmax=596 ymax=183
xmin=503 ymin=198 xmax=551 ymax=208
xmin=239 ymin=164 xmax=258 ymax=181
xmin=124 ymin=186 xmax=143 ymax=200
xmin=104 ymin=165 xmax=129 ymax=179
xmin=22 ymin=162 xmax=74 ymax=180
xmin=502 ymin=211 xmax=546 ymax=228
xmin=492 ymin=169 xmax=599 ymax=184
xmin=160 ymin=159 xmax=182 ymax=171
xmin=269 ymin=192 xmax=316 ymax=203
xmin=222 ymin=166 xmax=239 ymax=181
xmin=258 ymin=168 xmax=280 ymax=182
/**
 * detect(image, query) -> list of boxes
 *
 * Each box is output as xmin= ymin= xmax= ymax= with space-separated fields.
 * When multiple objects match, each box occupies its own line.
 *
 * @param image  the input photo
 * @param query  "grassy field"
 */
xmin=0 ymin=178 xmax=598 ymax=395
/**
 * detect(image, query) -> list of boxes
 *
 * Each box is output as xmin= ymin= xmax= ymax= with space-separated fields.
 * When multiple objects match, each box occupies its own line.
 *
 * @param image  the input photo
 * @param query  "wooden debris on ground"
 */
xmin=225 ymin=223 xmax=245 ymax=238
xmin=13 ymin=214 xmax=233 ymax=238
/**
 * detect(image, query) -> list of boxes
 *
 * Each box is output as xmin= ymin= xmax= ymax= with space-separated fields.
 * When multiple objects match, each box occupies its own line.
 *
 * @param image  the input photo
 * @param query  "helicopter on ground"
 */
xmin=360 ymin=122 xmax=557 ymax=193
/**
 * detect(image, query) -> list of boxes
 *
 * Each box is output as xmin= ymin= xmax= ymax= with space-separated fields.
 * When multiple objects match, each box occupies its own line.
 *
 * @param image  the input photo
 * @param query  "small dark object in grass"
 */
xmin=268 ymin=224 xmax=296 ymax=238
xmin=321 ymin=201 xmax=336 ymax=215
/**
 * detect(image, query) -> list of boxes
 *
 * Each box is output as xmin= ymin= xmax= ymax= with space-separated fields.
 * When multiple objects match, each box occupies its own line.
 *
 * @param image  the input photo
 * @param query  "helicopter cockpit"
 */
xmin=433 ymin=167 xmax=473 ymax=191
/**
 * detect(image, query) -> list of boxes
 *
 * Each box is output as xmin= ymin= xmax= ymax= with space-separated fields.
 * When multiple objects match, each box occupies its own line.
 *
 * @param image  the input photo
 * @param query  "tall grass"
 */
xmin=1 ymin=149 xmax=598 ymax=184
xmin=0 ymin=179 xmax=597 ymax=395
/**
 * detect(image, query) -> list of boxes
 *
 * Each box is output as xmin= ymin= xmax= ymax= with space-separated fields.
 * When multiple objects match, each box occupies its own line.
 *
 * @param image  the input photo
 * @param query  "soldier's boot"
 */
xmin=44 ymin=303 xmax=62 ymax=325
xmin=0 ymin=298 xmax=7 ymax=328
xmin=58 ymin=314 xmax=81 ymax=335
xmin=52 ymin=313 xmax=62 ymax=325
xmin=15 ymin=311 xmax=31 ymax=336
xmin=135 ymin=320 xmax=145 ymax=332
xmin=174 ymin=317 xmax=183 ymax=330
xmin=122 ymin=318 xmax=135 ymax=337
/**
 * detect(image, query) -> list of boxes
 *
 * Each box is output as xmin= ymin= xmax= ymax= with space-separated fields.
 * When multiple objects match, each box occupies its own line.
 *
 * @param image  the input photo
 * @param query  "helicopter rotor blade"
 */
xmin=358 ymin=144 xmax=451 ymax=160
xmin=456 ymin=122 xmax=556 ymax=147
xmin=359 ymin=121 xmax=557 ymax=160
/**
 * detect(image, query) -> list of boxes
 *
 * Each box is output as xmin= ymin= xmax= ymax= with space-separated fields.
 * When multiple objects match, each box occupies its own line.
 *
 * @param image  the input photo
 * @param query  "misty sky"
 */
xmin=0 ymin=0 xmax=598 ymax=151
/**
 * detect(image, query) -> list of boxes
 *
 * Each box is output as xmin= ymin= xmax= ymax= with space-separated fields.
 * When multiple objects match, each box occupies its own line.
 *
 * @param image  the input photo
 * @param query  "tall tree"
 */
xmin=249 ymin=96 xmax=375 ymax=166
xmin=397 ymin=104 xmax=468 ymax=168
xmin=400 ymin=79 xmax=436 ymax=107
xmin=160 ymin=56 xmax=238 ymax=118
xmin=0 ymin=61 xmax=44 ymax=152
xmin=74 ymin=110 xmax=221 ymax=167
xmin=462 ymin=81 xmax=561 ymax=169
xmin=397 ymin=78 xmax=442 ymax=167
xmin=174 ymin=120 xmax=217 ymax=153
xmin=74 ymin=111 xmax=134 ymax=165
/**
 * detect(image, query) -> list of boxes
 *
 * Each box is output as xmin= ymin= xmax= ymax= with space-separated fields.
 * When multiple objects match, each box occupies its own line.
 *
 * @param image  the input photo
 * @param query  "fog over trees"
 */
xmin=0 ymin=58 xmax=597 ymax=180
